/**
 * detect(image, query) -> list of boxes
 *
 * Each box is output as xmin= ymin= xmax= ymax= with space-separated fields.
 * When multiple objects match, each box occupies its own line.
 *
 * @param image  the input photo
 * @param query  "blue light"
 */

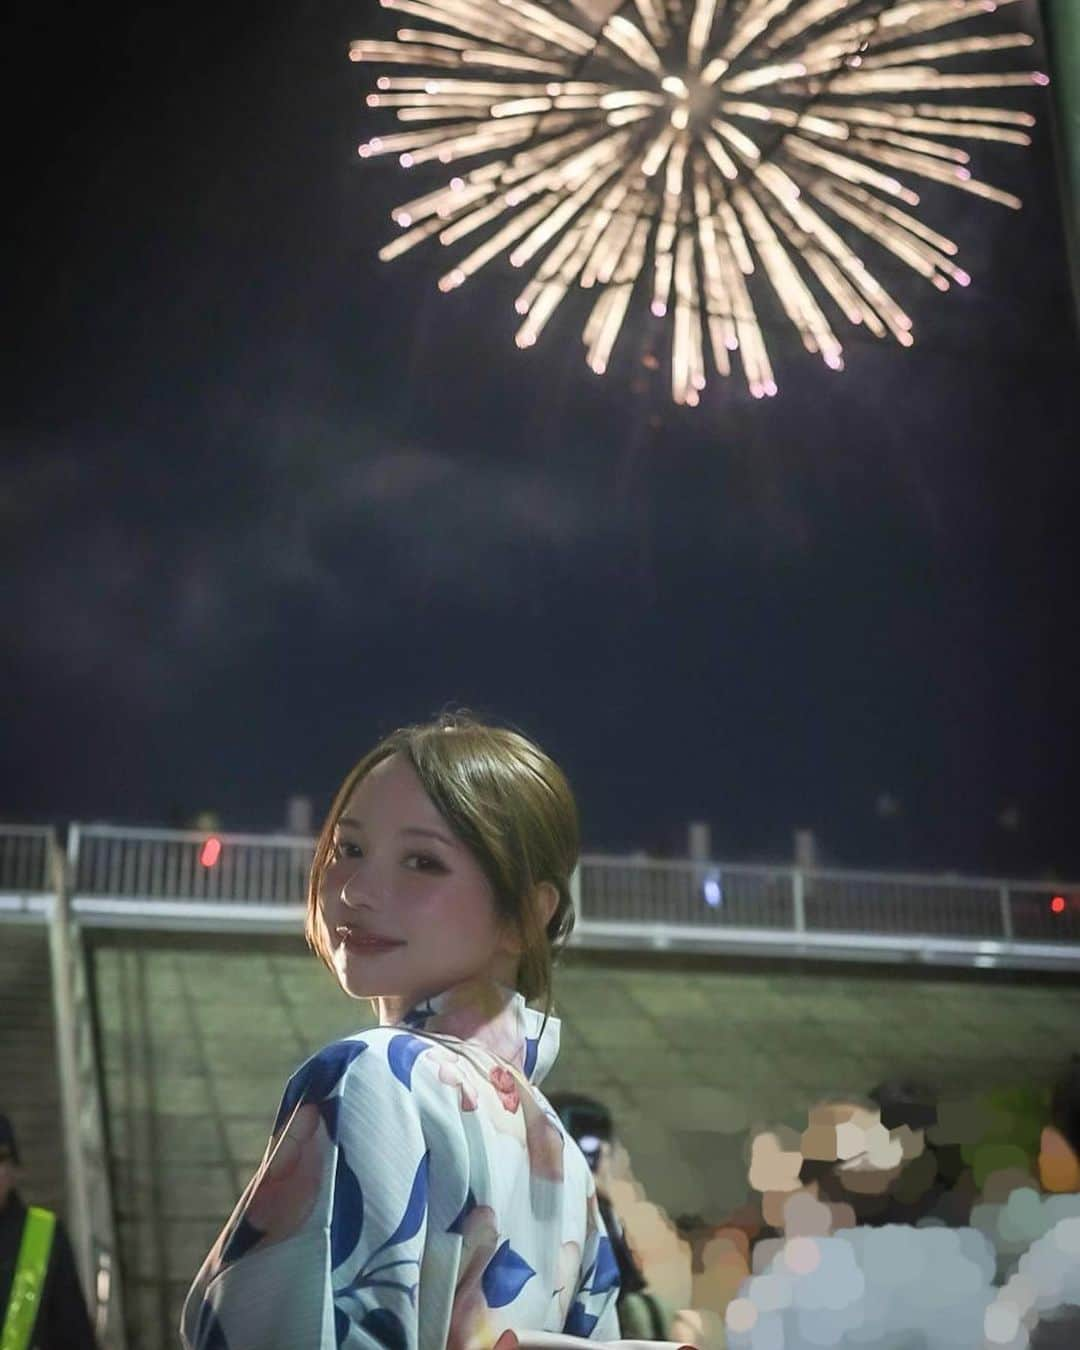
xmin=703 ymin=876 xmax=722 ymax=908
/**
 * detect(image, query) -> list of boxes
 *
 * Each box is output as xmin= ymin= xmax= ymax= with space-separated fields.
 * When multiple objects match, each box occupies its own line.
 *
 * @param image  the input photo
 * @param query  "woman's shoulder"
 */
xmin=284 ymin=1026 xmax=443 ymax=1093
xmin=277 ymin=1027 xmax=481 ymax=1130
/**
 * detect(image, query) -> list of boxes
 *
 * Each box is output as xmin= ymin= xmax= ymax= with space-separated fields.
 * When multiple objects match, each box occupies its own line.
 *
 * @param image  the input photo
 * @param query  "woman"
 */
xmin=180 ymin=712 xmax=622 ymax=1350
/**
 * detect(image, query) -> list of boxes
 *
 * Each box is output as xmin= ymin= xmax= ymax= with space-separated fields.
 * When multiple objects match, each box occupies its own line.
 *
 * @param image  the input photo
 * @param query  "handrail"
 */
xmin=41 ymin=820 xmax=1077 ymax=969
xmin=0 ymin=824 xmax=55 ymax=895
xmin=64 ymin=822 xmax=1080 ymax=897
xmin=582 ymin=850 xmax=1080 ymax=894
xmin=71 ymin=822 xmax=317 ymax=848
xmin=47 ymin=827 xmax=126 ymax=1349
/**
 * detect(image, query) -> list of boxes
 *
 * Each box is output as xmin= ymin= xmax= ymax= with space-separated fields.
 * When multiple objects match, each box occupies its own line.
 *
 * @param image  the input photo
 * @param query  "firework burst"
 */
xmin=349 ymin=0 xmax=1045 ymax=403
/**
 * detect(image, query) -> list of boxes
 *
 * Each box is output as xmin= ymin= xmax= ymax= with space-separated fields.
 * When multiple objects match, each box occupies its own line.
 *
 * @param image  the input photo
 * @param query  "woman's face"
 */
xmin=316 ymin=752 xmax=520 ymax=1012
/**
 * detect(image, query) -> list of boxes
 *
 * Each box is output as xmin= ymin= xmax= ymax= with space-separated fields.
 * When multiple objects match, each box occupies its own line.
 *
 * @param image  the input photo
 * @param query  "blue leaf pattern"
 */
xmin=482 ymin=1240 xmax=536 ymax=1308
xmin=447 ymin=1189 xmax=476 ymax=1235
xmin=334 ymin=1306 xmax=349 ymax=1349
xmin=274 ymin=1040 xmax=369 ymax=1132
xmin=386 ymin=1034 xmax=430 ymax=1090
xmin=194 ymin=1300 xmax=231 ymax=1350
xmin=320 ymin=1094 xmax=341 ymax=1143
xmin=360 ymin=1308 xmax=408 ymax=1350
xmin=331 ymin=1150 xmax=365 ymax=1271
xmin=590 ymin=1236 xmax=620 ymax=1295
xmin=219 ymin=1214 xmax=264 ymax=1268
xmin=180 ymin=987 xmax=621 ymax=1349
xmin=372 ymin=1150 xmax=429 ymax=1257
xmin=564 ymin=1302 xmax=599 ymax=1337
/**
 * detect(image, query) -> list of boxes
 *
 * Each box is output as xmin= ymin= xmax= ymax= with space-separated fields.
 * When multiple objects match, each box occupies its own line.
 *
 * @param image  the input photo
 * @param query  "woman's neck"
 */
xmin=375 ymin=993 xmax=411 ymax=1026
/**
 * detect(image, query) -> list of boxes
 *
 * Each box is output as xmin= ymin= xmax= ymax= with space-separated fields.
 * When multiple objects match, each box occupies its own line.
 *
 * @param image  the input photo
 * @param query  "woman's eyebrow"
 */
xmin=336 ymin=817 xmax=456 ymax=849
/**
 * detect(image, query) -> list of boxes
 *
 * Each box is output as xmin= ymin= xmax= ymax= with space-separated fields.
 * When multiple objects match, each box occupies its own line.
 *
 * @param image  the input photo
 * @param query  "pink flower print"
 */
xmin=489 ymin=1065 xmax=522 ymax=1114
xmin=447 ymin=1203 xmax=501 ymax=1350
xmin=245 ymin=1102 xmax=327 ymax=1243
xmin=473 ymin=1059 xmax=564 ymax=1180
xmin=200 ymin=1102 xmax=329 ymax=1283
xmin=428 ymin=1046 xmax=480 ymax=1112
xmin=427 ymin=978 xmax=527 ymax=1070
xmin=554 ymin=1240 xmax=582 ymax=1324
xmin=521 ymin=1089 xmax=565 ymax=1183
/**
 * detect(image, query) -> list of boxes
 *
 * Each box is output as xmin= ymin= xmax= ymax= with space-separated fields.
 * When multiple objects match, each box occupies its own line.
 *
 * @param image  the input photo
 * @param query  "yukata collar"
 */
xmin=394 ymin=975 xmax=561 ymax=1086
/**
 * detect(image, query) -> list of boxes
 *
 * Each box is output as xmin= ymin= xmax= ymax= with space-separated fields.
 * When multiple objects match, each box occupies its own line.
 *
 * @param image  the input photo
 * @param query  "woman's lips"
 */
xmin=336 ymin=925 xmax=405 ymax=955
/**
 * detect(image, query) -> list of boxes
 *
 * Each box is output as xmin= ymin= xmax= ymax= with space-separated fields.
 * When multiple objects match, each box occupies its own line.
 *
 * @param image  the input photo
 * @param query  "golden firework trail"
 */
xmin=349 ymin=0 xmax=1045 ymax=403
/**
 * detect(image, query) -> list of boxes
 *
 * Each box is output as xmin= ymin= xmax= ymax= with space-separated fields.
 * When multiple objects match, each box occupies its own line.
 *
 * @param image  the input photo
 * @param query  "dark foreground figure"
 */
xmin=0 ymin=1114 xmax=98 ymax=1350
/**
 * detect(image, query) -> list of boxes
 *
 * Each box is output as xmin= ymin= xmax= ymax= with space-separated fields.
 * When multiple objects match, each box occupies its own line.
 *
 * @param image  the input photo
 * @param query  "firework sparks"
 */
xmin=349 ymin=0 xmax=1044 ymax=403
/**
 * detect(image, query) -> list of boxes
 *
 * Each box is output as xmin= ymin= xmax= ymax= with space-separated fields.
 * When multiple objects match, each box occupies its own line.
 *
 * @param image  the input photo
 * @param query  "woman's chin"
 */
xmin=335 ymin=971 xmax=388 ymax=1001
xmin=332 ymin=957 xmax=393 ymax=1001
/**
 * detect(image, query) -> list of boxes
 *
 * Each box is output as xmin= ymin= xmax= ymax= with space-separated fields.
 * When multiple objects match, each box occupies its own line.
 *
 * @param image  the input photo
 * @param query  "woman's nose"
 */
xmin=339 ymin=865 xmax=376 ymax=908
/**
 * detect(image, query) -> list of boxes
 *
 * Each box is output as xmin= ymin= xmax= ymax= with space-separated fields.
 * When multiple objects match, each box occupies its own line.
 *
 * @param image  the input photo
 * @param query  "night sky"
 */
xmin=6 ymin=0 xmax=1078 ymax=877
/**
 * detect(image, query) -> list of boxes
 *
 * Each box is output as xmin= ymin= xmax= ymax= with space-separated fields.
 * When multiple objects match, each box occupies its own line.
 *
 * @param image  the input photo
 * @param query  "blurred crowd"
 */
xmin=549 ymin=1053 xmax=1080 ymax=1350
xmin=4 ymin=1055 xmax=1077 ymax=1349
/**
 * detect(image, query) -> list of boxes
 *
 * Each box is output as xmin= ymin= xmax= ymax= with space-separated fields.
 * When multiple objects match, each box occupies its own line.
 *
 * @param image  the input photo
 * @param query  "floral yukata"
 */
xmin=181 ymin=977 xmax=620 ymax=1350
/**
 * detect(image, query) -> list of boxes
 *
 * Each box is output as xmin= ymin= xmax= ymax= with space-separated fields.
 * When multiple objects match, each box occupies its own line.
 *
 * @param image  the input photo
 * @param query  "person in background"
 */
xmin=1038 ymin=1052 xmax=1080 ymax=1195
xmin=0 ymin=1114 xmax=98 ymax=1350
xmin=982 ymin=1054 xmax=1080 ymax=1350
xmin=547 ymin=1092 xmax=673 ymax=1341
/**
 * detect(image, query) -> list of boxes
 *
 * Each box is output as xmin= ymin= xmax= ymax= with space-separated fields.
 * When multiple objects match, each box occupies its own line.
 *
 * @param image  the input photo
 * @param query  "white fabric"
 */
xmin=180 ymin=977 xmax=621 ymax=1350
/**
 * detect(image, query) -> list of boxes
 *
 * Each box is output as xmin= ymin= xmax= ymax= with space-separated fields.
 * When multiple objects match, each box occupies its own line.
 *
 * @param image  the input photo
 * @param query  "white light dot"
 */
xmin=984 ymin=1302 xmax=1020 ymax=1344
xmin=726 ymin=1298 xmax=758 ymax=1333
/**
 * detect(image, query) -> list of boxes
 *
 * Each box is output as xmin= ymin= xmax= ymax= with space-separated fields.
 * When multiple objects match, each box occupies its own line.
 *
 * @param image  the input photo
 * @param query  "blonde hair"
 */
xmin=305 ymin=708 xmax=579 ymax=1023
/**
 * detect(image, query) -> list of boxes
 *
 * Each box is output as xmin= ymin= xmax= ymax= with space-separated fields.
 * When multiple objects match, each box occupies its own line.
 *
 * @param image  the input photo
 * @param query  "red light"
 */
xmin=1050 ymin=895 xmax=1066 ymax=915
xmin=200 ymin=837 xmax=222 ymax=868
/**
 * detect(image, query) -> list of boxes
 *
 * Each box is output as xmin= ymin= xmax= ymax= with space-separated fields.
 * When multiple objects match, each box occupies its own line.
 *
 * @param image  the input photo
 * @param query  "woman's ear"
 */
xmin=499 ymin=882 xmax=560 ymax=956
xmin=535 ymin=880 xmax=559 ymax=931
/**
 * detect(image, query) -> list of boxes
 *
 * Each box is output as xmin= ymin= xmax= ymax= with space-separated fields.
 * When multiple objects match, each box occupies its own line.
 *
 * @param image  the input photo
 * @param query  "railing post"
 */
xmin=47 ymin=827 xmax=94 ymax=1299
xmin=792 ymin=868 xmax=806 ymax=934
xmin=999 ymin=883 xmax=1014 ymax=942
xmin=569 ymin=863 xmax=581 ymax=923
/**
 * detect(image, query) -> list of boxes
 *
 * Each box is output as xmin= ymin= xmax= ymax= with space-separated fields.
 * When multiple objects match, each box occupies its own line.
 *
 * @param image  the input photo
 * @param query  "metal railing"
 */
xmin=577 ymin=853 xmax=1080 ymax=951
xmin=71 ymin=823 xmax=313 ymax=905
xmin=51 ymin=823 xmax=1080 ymax=967
xmin=0 ymin=825 xmax=55 ymax=916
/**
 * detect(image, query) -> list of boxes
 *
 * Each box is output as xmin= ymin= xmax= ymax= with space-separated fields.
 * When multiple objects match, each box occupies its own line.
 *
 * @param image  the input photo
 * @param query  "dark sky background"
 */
xmin=6 ymin=0 xmax=1078 ymax=877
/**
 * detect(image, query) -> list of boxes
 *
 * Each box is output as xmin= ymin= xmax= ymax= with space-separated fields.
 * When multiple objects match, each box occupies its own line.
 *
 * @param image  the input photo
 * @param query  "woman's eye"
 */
xmin=406 ymin=854 xmax=443 ymax=872
xmin=332 ymin=843 xmax=442 ymax=871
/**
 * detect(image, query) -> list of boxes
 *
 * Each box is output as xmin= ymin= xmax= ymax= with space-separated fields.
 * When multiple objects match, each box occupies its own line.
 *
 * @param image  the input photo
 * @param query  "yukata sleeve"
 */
xmin=563 ymin=1193 xmax=621 ymax=1342
xmin=179 ymin=1035 xmax=436 ymax=1350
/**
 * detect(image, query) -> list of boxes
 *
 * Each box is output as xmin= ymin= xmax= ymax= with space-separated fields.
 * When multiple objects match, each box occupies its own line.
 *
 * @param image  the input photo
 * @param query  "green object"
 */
xmin=1 ymin=1207 xmax=56 ymax=1350
xmin=960 ymin=1085 xmax=1049 ymax=1187
xmin=618 ymin=1290 xmax=674 ymax=1341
